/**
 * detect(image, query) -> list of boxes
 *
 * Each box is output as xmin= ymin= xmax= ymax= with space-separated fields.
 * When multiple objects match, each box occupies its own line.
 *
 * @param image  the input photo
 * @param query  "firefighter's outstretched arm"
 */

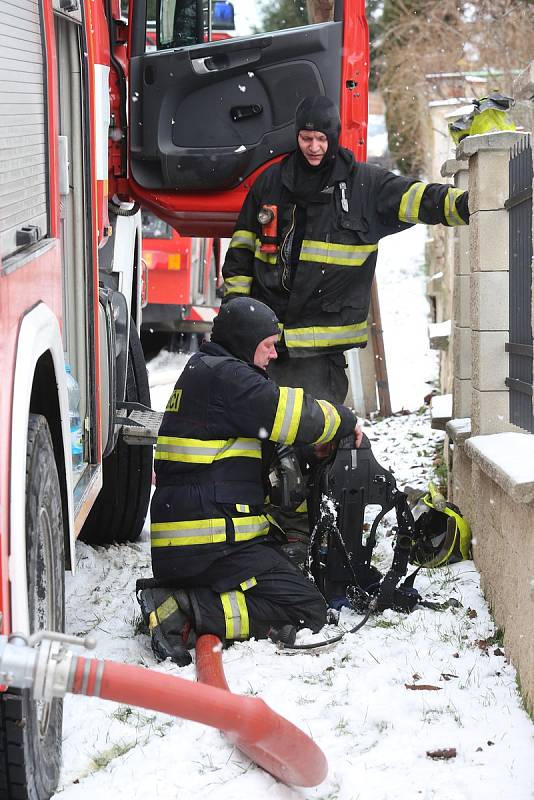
xmin=375 ymin=168 xmax=470 ymax=229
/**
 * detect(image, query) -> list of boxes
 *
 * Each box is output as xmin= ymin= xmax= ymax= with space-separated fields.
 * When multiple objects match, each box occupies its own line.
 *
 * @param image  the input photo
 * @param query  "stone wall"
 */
xmin=468 ymin=459 xmax=534 ymax=712
xmin=446 ymin=127 xmax=534 ymax=711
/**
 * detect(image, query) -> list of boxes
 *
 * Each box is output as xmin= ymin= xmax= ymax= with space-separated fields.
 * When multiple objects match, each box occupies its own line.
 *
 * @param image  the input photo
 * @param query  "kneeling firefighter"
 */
xmin=137 ymin=298 xmax=362 ymax=666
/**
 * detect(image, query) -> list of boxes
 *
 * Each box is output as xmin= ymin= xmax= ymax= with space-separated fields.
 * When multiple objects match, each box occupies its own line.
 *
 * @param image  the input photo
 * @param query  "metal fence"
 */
xmin=505 ymin=135 xmax=534 ymax=433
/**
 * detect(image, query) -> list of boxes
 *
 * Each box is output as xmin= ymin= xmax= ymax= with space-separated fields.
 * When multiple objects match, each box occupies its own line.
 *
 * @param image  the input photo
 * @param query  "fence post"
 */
xmin=457 ymin=131 xmax=525 ymax=436
xmin=441 ymin=157 xmax=470 ymax=418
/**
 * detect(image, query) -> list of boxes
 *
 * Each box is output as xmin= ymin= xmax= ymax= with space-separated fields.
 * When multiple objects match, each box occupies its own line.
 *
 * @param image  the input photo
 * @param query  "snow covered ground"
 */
xmin=56 ymin=228 xmax=534 ymax=798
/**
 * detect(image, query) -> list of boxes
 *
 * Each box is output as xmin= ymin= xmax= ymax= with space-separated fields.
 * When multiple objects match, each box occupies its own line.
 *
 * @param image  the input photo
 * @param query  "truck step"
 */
xmin=120 ymin=410 xmax=163 ymax=445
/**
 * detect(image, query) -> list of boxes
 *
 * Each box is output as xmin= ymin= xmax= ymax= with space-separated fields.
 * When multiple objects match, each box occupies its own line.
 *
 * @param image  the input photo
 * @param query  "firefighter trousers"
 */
xmin=183 ymin=542 xmax=327 ymax=643
xmin=267 ymin=351 xmax=349 ymax=404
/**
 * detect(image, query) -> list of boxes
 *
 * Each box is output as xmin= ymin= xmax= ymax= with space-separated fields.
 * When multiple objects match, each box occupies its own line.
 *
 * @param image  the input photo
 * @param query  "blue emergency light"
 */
xmin=212 ymin=1 xmax=234 ymax=30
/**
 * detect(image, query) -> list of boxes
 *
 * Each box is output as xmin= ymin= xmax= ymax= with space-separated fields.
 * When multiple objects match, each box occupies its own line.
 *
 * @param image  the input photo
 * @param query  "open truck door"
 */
xmin=127 ymin=0 xmax=368 ymax=237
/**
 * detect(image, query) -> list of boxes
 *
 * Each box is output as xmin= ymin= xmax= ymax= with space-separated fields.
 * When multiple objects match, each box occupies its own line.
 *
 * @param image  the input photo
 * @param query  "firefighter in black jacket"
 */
xmin=137 ymin=298 xmax=362 ymax=666
xmin=222 ymin=96 xmax=470 ymax=403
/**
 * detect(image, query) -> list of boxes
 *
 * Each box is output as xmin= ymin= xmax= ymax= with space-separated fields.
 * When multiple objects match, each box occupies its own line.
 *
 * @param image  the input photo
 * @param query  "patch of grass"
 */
xmin=436 ymin=616 xmax=472 ymax=651
xmin=154 ymin=720 xmax=174 ymax=737
xmin=301 ymin=670 xmax=334 ymax=687
xmin=295 ymin=695 xmax=315 ymax=705
xmin=192 ymin=753 xmax=221 ymax=775
xmin=430 ymin=440 xmax=448 ymax=495
xmin=133 ymin=613 xmax=148 ymax=636
xmin=90 ymin=741 xmax=136 ymax=772
xmin=112 ymin=705 xmax=156 ymax=728
xmin=111 ymin=705 xmax=134 ymax=724
xmin=373 ymin=617 xmax=398 ymax=629
xmin=425 ymin=565 xmax=461 ymax=595
xmin=334 ymin=717 xmax=350 ymax=736
xmin=494 ymin=627 xmax=505 ymax=647
xmin=111 ymin=705 xmax=172 ymax=741
xmin=421 ymin=703 xmax=462 ymax=727
xmin=515 ymin=673 xmax=534 ymax=721
xmin=315 ymin=782 xmax=341 ymax=800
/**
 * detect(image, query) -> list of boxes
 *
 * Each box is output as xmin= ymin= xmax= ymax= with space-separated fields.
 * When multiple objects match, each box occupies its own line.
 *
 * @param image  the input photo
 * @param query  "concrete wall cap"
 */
xmin=465 ymin=432 xmax=534 ymax=503
xmin=513 ymin=62 xmax=534 ymax=100
xmin=457 ymin=131 xmax=526 ymax=158
xmin=446 ymin=417 xmax=472 ymax=444
xmin=440 ymin=158 xmax=468 ymax=177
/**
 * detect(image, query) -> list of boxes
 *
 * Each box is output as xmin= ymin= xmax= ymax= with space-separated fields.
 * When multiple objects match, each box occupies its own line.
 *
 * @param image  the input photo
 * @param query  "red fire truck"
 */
xmin=0 ymin=0 xmax=368 ymax=796
xmin=140 ymin=210 xmax=221 ymax=352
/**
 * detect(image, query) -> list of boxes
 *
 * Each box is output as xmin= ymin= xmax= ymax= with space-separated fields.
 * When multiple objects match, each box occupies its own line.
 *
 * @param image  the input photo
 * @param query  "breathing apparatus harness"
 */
xmin=270 ymin=433 xmax=469 ymax=652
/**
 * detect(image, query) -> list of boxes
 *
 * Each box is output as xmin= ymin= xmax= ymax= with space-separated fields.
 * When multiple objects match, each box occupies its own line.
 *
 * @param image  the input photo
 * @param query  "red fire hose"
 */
xmin=195 ymin=634 xmax=328 ymax=786
xmin=67 ymin=635 xmax=328 ymax=787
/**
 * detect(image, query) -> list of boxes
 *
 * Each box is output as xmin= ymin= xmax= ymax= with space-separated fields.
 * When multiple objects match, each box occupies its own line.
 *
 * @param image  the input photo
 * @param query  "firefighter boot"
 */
xmin=136 ymin=586 xmax=194 ymax=667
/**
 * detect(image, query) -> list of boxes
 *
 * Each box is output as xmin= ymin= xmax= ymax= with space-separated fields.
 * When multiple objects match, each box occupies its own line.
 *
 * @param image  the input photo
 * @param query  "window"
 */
xmin=150 ymin=1 xmax=335 ymax=51
xmin=141 ymin=211 xmax=174 ymax=239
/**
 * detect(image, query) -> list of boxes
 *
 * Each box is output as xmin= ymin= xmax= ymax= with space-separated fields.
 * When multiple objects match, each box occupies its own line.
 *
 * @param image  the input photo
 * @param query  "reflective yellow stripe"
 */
xmin=314 ymin=399 xmax=341 ymax=444
xmin=155 ymin=436 xmax=261 ymax=463
xmin=398 ymin=181 xmax=426 ymax=223
xmin=270 ymin=386 xmax=304 ymax=444
xmin=151 ymin=514 xmax=269 ymax=548
xmin=295 ymin=499 xmax=308 ymax=513
xmin=148 ymin=595 xmax=179 ymax=630
xmin=254 ymin=239 xmax=278 ymax=264
xmin=223 ymin=275 xmax=253 ymax=296
xmin=444 ymin=188 xmax=467 ymax=226
xmin=151 ymin=517 xmax=227 ymax=547
xmin=284 ymin=322 xmax=368 ymax=349
xmin=221 ymin=590 xmax=249 ymax=639
xmin=229 ymin=229 xmax=255 ymax=251
xmin=300 ymin=239 xmax=377 ymax=267
xmin=236 ymin=503 xmax=250 ymax=513
xmin=233 ymin=514 xmax=270 ymax=542
xmin=240 ymin=577 xmax=257 ymax=591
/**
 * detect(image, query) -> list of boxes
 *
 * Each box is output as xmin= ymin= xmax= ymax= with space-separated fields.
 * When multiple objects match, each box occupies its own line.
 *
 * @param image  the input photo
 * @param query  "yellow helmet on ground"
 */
xmin=410 ymin=483 xmax=471 ymax=568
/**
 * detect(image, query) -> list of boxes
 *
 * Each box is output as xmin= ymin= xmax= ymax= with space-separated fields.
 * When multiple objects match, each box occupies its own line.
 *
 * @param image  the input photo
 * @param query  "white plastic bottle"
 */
xmin=65 ymin=363 xmax=83 ymax=473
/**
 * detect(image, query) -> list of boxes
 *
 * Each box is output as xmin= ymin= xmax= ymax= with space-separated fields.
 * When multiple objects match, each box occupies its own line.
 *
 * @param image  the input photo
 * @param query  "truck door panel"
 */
xmin=129 ymin=23 xmax=342 ymax=192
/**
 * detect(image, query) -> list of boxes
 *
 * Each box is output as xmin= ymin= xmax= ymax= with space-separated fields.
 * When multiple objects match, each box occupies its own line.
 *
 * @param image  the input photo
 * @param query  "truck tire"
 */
xmin=80 ymin=323 xmax=152 ymax=545
xmin=0 ymin=414 xmax=65 ymax=800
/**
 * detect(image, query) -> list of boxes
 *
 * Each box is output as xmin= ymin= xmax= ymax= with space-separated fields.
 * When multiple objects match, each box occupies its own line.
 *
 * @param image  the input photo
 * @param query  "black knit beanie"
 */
xmin=295 ymin=95 xmax=341 ymax=159
xmin=211 ymin=298 xmax=279 ymax=364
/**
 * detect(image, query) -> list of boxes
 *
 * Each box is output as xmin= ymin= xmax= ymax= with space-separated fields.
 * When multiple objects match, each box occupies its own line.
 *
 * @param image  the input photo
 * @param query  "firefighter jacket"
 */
xmin=150 ymin=341 xmax=357 ymax=580
xmin=222 ymin=147 xmax=470 ymax=357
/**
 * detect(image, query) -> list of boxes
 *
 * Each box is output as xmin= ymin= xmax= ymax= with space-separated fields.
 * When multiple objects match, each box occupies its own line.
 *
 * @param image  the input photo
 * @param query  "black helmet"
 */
xmin=211 ymin=298 xmax=279 ymax=364
xmin=295 ymin=96 xmax=341 ymax=157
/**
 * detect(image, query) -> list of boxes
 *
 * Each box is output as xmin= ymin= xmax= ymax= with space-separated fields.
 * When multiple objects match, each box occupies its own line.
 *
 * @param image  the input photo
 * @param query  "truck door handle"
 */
xmin=231 ymin=104 xmax=263 ymax=122
xmin=191 ymin=48 xmax=262 ymax=75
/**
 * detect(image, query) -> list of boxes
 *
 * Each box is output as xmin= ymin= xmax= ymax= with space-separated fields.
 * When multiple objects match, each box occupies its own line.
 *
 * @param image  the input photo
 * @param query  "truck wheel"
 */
xmin=81 ymin=323 xmax=152 ymax=545
xmin=0 ymin=414 xmax=65 ymax=800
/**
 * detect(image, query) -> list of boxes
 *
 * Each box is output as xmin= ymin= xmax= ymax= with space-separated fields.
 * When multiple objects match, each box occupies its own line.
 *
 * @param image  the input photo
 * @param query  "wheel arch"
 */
xmin=10 ymin=303 xmax=75 ymax=634
xmin=29 ymin=351 xmax=73 ymax=572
